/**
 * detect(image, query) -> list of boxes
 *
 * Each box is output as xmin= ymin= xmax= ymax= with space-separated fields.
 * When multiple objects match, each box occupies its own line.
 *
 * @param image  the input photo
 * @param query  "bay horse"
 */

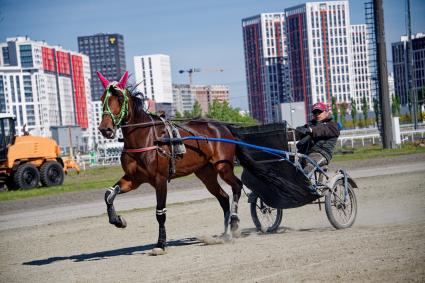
xmin=96 ymin=71 xmax=243 ymax=254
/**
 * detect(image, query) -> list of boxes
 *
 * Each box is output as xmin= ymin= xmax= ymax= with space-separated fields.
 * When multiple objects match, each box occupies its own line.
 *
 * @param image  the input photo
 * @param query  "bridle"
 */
xmin=102 ymin=84 xmax=129 ymax=128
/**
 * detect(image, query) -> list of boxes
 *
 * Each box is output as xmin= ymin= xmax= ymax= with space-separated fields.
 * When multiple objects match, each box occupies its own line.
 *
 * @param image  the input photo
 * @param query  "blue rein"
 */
xmin=158 ymin=136 xmax=329 ymax=178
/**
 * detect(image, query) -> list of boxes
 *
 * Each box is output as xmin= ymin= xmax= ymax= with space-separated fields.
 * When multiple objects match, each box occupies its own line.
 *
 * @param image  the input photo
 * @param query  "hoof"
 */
xmin=149 ymin=247 xmax=167 ymax=256
xmin=259 ymin=224 xmax=268 ymax=233
xmin=113 ymin=216 xmax=127 ymax=228
xmin=230 ymin=215 xmax=239 ymax=232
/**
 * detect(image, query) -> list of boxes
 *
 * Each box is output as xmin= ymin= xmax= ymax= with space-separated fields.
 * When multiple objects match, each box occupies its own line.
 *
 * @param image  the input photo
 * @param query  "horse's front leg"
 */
xmin=105 ymin=175 xmax=140 ymax=228
xmin=151 ymin=178 xmax=168 ymax=254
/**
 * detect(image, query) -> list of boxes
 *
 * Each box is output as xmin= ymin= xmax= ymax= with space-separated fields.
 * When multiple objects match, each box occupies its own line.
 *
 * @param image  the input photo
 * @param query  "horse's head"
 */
xmin=97 ymin=71 xmax=129 ymax=139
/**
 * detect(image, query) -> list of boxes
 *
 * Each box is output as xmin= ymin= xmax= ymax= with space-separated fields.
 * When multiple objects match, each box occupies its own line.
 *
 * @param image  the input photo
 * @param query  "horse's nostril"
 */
xmin=99 ymin=127 xmax=113 ymax=136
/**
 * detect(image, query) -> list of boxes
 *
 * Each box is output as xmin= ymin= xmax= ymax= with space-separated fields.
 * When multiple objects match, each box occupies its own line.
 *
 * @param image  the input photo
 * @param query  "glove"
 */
xmin=295 ymin=126 xmax=312 ymax=136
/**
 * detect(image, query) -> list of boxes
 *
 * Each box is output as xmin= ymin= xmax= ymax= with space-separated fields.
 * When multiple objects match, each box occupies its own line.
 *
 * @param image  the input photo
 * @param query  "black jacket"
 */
xmin=296 ymin=116 xmax=340 ymax=161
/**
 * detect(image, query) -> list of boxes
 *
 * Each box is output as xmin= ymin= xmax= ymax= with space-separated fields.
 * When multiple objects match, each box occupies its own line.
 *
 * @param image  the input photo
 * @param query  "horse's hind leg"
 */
xmin=215 ymin=161 xmax=243 ymax=236
xmin=195 ymin=164 xmax=231 ymax=236
xmin=154 ymin=178 xmax=168 ymax=252
xmin=105 ymin=175 xmax=139 ymax=228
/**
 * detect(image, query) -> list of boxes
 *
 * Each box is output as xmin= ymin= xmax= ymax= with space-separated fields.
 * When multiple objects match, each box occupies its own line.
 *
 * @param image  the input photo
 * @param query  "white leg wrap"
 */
xmin=231 ymin=201 xmax=238 ymax=214
xmin=106 ymin=185 xmax=120 ymax=205
xmin=156 ymin=208 xmax=167 ymax=215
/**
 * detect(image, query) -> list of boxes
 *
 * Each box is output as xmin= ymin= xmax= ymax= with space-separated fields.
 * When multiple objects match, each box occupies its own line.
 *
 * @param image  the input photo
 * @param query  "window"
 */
xmin=19 ymin=45 xmax=33 ymax=68
xmin=2 ymin=47 xmax=10 ymax=65
xmin=23 ymin=75 xmax=33 ymax=102
xmin=0 ymin=77 xmax=5 ymax=112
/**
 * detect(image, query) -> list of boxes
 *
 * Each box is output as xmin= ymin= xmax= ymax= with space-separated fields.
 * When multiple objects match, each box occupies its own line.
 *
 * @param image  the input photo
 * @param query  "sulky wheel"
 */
xmin=40 ymin=161 xmax=64 ymax=187
xmin=250 ymin=194 xmax=283 ymax=233
xmin=325 ymin=179 xmax=357 ymax=229
xmin=14 ymin=163 xmax=40 ymax=190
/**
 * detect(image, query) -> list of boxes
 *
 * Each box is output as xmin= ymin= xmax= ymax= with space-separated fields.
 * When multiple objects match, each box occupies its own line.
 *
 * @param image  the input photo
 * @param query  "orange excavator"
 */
xmin=0 ymin=114 xmax=66 ymax=190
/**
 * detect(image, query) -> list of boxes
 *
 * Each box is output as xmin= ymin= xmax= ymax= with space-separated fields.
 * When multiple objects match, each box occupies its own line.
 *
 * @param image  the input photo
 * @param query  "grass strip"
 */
xmin=333 ymin=143 xmax=425 ymax=161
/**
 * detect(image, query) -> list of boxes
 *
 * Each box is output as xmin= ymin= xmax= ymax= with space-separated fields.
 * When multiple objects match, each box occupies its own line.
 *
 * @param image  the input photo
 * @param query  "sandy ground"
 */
xmin=0 ymin=158 xmax=424 ymax=282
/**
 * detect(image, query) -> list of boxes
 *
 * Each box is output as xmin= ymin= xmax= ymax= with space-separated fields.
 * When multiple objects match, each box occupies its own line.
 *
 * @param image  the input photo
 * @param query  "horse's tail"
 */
xmin=224 ymin=124 xmax=246 ymax=163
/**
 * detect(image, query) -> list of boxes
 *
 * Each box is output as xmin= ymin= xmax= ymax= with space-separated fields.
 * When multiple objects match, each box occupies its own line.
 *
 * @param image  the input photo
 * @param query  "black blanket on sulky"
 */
xmin=229 ymin=123 xmax=320 ymax=209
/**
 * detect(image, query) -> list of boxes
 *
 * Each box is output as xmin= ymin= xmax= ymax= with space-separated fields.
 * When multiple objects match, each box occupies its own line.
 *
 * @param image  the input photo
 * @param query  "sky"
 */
xmin=0 ymin=0 xmax=424 ymax=110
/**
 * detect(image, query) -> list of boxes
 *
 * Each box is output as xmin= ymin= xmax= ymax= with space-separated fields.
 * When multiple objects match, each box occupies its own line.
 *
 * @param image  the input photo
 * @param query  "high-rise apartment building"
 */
xmin=173 ymin=84 xmax=230 ymax=115
xmin=0 ymin=37 xmax=92 ymax=145
xmin=392 ymin=33 xmax=425 ymax=108
xmin=78 ymin=33 xmax=126 ymax=101
xmin=133 ymin=54 xmax=173 ymax=116
xmin=351 ymin=24 xmax=372 ymax=111
xmin=242 ymin=13 xmax=291 ymax=124
xmin=285 ymin=1 xmax=355 ymax=121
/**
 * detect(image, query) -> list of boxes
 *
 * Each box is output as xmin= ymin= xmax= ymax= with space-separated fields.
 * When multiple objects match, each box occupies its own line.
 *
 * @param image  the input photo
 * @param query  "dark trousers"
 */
xmin=303 ymin=152 xmax=328 ymax=175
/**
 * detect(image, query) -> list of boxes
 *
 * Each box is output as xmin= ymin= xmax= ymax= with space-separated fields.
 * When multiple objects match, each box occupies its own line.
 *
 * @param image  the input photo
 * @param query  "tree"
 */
xmin=350 ymin=98 xmax=357 ymax=128
xmin=361 ymin=96 xmax=369 ymax=127
xmin=373 ymin=97 xmax=380 ymax=128
xmin=407 ymin=90 xmax=412 ymax=118
xmin=174 ymin=111 xmax=182 ymax=118
xmin=391 ymin=95 xmax=401 ymax=117
xmin=339 ymin=102 xmax=348 ymax=128
xmin=331 ymin=96 xmax=338 ymax=123
xmin=207 ymin=99 xmax=257 ymax=125
xmin=183 ymin=110 xmax=192 ymax=118
xmin=419 ymin=86 xmax=425 ymax=122
xmin=191 ymin=101 xmax=202 ymax=118
xmin=409 ymin=87 xmax=425 ymax=122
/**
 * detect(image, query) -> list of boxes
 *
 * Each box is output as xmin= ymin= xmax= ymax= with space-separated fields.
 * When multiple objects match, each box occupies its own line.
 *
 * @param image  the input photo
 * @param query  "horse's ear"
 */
xmin=96 ymin=71 xmax=109 ymax=89
xmin=117 ymin=71 xmax=129 ymax=89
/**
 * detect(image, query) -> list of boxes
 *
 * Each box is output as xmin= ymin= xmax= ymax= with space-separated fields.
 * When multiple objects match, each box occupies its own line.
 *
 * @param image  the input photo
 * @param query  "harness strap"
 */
xmin=123 ymin=146 xmax=159 ymax=153
xmin=159 ymin=117 xmax=177 ymax=181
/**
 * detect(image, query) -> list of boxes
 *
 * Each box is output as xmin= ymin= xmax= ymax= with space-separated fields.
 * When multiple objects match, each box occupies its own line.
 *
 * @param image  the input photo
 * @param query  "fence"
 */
xmin=338 ymin=128 xmax=425 ymax=148
xmin=76 ymin=154 xmax=122 ymax=170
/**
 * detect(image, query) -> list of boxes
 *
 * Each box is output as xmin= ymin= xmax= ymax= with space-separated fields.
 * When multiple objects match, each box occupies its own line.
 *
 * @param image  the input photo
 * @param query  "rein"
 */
xmin=123 ymin=145 xmax=159 ymax=153
xmin=101 ymin=86 xmax=203 ymax=155
xmin=120 ymin=121 xmax=164 ymax=128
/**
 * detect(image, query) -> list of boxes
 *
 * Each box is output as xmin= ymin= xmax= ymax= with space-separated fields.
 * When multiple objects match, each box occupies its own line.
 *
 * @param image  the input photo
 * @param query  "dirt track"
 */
xmin=0 ymin=161 xmax=424 ymax=282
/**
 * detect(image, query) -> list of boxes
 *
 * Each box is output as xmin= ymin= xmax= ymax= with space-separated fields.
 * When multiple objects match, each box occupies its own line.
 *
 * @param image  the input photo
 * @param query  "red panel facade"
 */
xmin=243 ymin=22 xmax=264 ymax=123
xmin=42 ymin=47 xmax=56 ymax=72
xmin=287 ymin=13 xmax=311 ymax=122
xmin=56 ymin=51 xmax=71 ymax=75
xmin=71 ymin=55 xmax=88 ymax=128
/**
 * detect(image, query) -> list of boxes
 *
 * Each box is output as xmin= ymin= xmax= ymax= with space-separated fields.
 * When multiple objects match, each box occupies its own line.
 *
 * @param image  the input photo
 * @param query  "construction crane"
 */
xmin=178 ymin=67 xmax=224 ymax=85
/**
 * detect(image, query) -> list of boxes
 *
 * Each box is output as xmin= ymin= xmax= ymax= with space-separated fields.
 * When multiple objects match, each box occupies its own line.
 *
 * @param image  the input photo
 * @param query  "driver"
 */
xmin=295 ymin=102 xmax=340 ymax=175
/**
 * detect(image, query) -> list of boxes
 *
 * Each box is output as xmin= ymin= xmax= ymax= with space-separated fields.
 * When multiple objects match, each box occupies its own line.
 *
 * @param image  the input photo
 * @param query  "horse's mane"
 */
xmin=126 ymin=86 xmax=150 ymax=121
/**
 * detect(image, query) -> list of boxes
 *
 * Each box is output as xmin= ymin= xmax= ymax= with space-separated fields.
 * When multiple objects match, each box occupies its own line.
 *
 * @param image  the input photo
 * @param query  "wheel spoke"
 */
xmin=256 ymin=199 xmax=278 ymax=229
xmin=329 ymin=185 xmax=353 ymax=224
